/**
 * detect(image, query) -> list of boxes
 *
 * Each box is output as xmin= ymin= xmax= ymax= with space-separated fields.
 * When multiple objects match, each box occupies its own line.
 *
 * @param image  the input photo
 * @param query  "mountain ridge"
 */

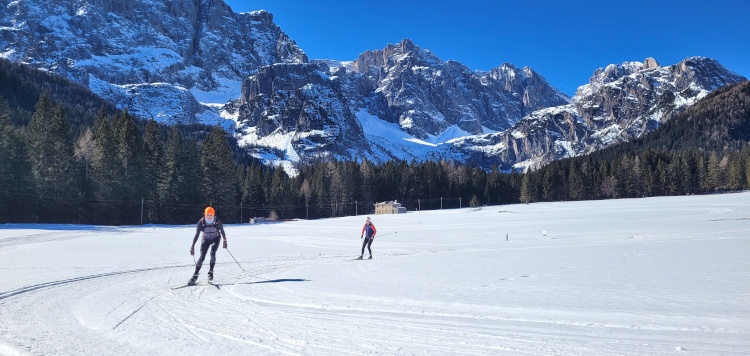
xmin=1 ymin=0 xmax=746 ymax=173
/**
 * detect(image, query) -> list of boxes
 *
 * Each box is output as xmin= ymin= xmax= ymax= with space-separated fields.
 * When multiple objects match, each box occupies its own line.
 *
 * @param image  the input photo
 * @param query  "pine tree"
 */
xmin=74 ymin=128 xmax=96 ymax=186
xmin=270 ymin=167 xmax=289 ymax=217
xmin=707 ymin=152 xmax=723 ymax=192
xmin=600 ymin=175 xmax=617 ymax=199
xmin=158 ymin=128 xmax=202 ymax=224
xmin=398 ymin=163 xmax=415 ymax=203
xmin=25 ymin=93 xmax=77 ymax=221
xmin=360 ymin=159 xmax=375 ymax=208
xmin=262 ymin=168 xmax=274 ymax=216
xmin=484 ymin=167 xmax=500 ymax=206
xmin=234 ymin=164 xmax=246 ymax=222
xmin=242 ymin=163 xmax=265 ymax=220
xmin=697 ymin=153 xmax=709 ymax=194
xmin=727 ymin=153 xmax=745 ymax=191
xmin=115 ymin=111 xmax=145 ymax=191
xmin=309 ymin=164 xmax=328 ymax=218
xmin=631 ymin=155 xmax=644 ymax=197
xmin=681 ymin=151 xmax=698 ymax=194
xmin=111 ymin=110 xmax=145 ymax=223
xmin=0 ymin=99 xmax=30 ymax=222
xmin=143 ymin=120 xmax=163 ymax=222
xmin=158 ymin=129 xmax=177 ymax=223
xmin=74 ymin=127 xmax=96 ymax=219
xmin=470 ymin=166 xmax=487 ymax=205
xmin=542 ymin=168 xmax=560 ymax=201
xmin=92 ymin=110 xmax=118 ymax=222
xmin=200 ymin=126 xmax=237 ymax=222
xmin=298 ymin=177 xmax=312 ymax=219
xmin=520 ymin=174 xmax=532 ymax=204
xmin=567 ymin=160 xmax=585 ymax=201
xmin=326 ymin=161 xmax=344 ymax=217
xmin=341 ymin=161 xmax=363 ymax=215
xmin=666 ymin=156 xmax=681 ymax=195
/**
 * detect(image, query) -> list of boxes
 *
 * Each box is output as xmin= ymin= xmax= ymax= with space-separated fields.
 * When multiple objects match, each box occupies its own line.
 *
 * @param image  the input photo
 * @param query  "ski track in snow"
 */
xmin=0 ymin=193 xmax=749 ymax=355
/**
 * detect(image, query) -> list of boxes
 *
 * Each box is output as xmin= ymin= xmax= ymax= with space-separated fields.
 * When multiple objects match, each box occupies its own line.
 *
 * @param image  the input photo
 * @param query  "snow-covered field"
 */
xmin=1 ymin=193 xmax=749 ymax=355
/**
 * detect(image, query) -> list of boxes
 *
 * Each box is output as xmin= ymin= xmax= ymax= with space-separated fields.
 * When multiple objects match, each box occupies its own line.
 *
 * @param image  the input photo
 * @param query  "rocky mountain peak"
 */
xmin=351 ymin=38 xmax=436 ymax=74
xmin=247 ymin=9 xmax=274 ymax=23
xmin=0 ymin=0 xmax=306 ymax=124
xmin=2 ymin=0 xmax=746 ymax=173
xmin=643 ymin=57 xmax=660 ymax=69
xmin=589 ymin=61 xmax=644 ymax=87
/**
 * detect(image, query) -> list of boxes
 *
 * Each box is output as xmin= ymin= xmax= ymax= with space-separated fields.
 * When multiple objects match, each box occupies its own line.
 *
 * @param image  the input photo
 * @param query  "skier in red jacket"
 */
xmin=358 ymin=216 xmax=377 ymax=259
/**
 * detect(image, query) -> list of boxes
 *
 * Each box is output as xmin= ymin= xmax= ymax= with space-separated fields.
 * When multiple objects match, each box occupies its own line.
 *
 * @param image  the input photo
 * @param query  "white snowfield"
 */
xmin=1 ymin=193 xmax=749 ymax=355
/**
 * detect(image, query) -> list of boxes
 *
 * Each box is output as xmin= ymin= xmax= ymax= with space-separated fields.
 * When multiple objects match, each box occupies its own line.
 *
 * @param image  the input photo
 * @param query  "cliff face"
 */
xmin=233 ymin=39 xmax=573 ymax=166
xmin=347 ymin=39 xmax=570 ymax=139
xmin=2 ymin=1 xmax=746 ymax=171
xmin=452 ymin=57 xmax=747 ymax=170
xmin=1 ymin=0 xmax=306 ymax=123
xmin=238 ymin=63 xmax=369 ymax=161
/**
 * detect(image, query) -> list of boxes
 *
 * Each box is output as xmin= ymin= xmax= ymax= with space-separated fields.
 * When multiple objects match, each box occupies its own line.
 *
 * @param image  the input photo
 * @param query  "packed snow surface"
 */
xmin=1 ymin=192 xmax=749 ymax=355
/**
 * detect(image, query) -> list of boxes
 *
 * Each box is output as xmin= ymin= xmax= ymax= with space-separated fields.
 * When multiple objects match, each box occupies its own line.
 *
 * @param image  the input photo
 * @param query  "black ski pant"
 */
xmin=361 ymin=236 xmax=374 ymax=256
xmin=193 ymin=237 xmax=220 ymax=275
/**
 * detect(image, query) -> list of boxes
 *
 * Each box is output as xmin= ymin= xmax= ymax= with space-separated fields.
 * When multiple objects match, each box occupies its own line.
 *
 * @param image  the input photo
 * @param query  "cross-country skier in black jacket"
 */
xmin=188 ymin=206 xmax=227 ymax=285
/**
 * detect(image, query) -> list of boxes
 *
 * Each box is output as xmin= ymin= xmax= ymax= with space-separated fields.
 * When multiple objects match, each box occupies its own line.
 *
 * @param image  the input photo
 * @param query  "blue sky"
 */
xmin=225 ymin=0 xmax=749 ymax=96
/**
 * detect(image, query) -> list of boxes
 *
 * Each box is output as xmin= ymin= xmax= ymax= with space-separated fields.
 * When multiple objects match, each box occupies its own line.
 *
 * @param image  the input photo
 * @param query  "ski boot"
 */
xmin=368 ymin=255 xmax=372 ymax=259
xmin=187 ymin=274 xmax=198 ymax=286
xmin=208 ymin=271 xmax=214 ymax=284
xmin=356 ymin=255 xmax=363 ymax=260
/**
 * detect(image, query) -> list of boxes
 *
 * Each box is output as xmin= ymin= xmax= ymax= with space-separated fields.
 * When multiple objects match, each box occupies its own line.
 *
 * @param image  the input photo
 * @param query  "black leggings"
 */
xmin=361 ymin=236 xmax=374 ymax=256
xmin=194 ymin=238 xmax=220 ymax=275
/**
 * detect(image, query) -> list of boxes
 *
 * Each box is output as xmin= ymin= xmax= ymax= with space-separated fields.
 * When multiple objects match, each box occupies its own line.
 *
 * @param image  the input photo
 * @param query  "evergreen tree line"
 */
xmin=520 ymin=148 xmax=750 ymax=203
xmin=0 ymin=92 xmax=523 ymax=224
xmin=0 ymin=93 xmax=239 ymax=224
xmin=1 ymin=80 xmax=747 ymax=225
xmin=259 ymin=160 xmax=523 ymax=220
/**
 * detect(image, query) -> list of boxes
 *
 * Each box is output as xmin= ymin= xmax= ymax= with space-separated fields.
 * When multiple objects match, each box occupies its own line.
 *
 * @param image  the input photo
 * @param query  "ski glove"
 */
xmin=190 ymin=246 xmax=195 ymax=255
xmin=223 ymin=240 xmax=227 ymax=248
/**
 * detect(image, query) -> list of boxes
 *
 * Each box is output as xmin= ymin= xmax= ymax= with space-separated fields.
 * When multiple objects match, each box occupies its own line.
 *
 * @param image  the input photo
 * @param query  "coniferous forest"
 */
xmin=1 ymin=59 xmax=749 ymax=225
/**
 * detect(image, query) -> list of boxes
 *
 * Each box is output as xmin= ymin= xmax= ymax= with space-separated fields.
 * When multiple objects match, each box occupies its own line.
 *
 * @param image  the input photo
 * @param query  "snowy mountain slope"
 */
xmin=234 ymin=40 xmax=570 ymax=168
xmin=237 ymin=62 xmax=372 ymax=167
xmin=347 ymin=39 xmax=570 ymax=138
xmin=450 ymin=57 xmax=747 ymax=170
xmin=0 ymin=192 xmax=748 ymax=355
xmin=235 ymin=45 xmax=744 ymax=172
xmin=2 ymin=0 xmax=746 ymax=172
xmin=0 ymin=0 xmax=306 ymax=124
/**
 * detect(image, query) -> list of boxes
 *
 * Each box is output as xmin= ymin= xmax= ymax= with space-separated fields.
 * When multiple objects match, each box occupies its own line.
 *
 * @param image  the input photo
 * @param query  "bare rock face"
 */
xmin=575 ymin=57 xmax=744 ymax=137
xmin=230 ymin=38 xmax=573 ymax=165
xmin=2 ymin=1 xmax=746 ymax=171
xmin=239 ymin=63 xmax=369 ymax=160
xmin=643 ymin=57 xmax=660 ymax=69
xmin=452 ymin=57 xmax=746 ymax=170
xmin=346 ymin=39 xmax=570 ymax=139
xmin=0 ymin=0 xmax=307 ymax=123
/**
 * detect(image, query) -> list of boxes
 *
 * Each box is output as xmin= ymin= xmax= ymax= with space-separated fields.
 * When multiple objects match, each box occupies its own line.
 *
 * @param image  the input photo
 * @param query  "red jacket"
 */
xmin=361 ymin=222 xmax=377 ymax=238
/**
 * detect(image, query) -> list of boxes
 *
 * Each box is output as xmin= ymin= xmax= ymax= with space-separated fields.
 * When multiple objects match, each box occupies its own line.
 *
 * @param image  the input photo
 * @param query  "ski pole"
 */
xmin=226 ymin=248 xmax=245 ymax=271
xmin=376 ymin=231 xmax=398 ymax=238
xmin=192 ymin=254 xmax=197 ymax=266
